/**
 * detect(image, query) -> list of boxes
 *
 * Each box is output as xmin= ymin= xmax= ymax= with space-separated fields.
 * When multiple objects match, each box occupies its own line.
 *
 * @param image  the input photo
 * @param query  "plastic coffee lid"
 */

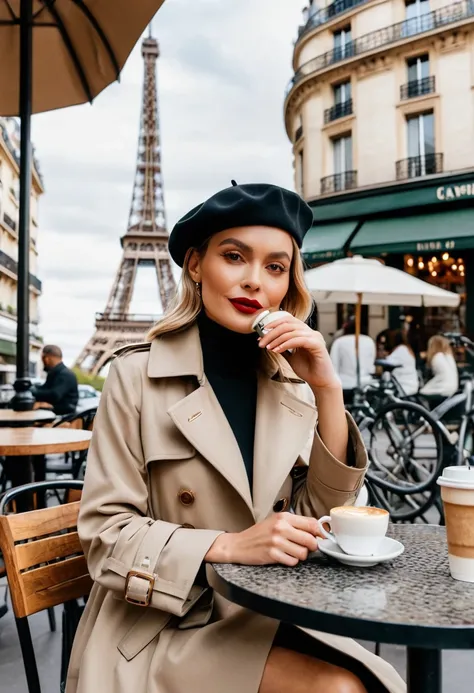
xmin=437 ymin=466 xmax=474 ymax=489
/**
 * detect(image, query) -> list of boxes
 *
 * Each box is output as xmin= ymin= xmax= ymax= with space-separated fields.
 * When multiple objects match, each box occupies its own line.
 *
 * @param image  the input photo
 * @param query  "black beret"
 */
xmin=168 ymin=182 xmax=314 ymax=267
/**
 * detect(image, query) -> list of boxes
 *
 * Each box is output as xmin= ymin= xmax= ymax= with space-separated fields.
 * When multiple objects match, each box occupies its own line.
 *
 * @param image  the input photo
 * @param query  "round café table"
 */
xmin=0 ymin=427 xmax=92 ymax=511
xmin=0 ymin=427 xmax=92 ymax=455
xmin=211 ymin=525 xmax=474 ymax=693
xmin=0 ymin=409 xmax=56 ymax=427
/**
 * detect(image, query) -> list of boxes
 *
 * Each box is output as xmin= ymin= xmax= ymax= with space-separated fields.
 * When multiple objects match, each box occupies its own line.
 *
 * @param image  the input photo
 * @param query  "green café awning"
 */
xmin=351 ymin=207 xmax=474 ymax=255
xmin=302 ymin=221 xmax=358 ymax=263
xmin=0 ymin=339 xmax=16 ymax=357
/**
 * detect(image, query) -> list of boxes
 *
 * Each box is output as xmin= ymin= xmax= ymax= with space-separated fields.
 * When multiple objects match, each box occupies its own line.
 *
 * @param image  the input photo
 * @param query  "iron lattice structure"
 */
xmin=75 ymin=31 xmax=176 ymax=375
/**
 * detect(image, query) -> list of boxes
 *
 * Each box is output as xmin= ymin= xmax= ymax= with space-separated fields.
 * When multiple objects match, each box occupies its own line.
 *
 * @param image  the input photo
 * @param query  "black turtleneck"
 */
xmin=197 ymin=310 xmax=260 ymax=493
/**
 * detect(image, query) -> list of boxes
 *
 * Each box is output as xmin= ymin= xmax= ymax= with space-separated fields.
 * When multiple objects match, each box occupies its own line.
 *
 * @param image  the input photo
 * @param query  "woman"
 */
xmin=420 ymin=335 xmax=459 ymax=397
xmin=67 ymin=183 xmax=404 ymax=693
xmin=385 ymin=329 xmax=419 ymax=397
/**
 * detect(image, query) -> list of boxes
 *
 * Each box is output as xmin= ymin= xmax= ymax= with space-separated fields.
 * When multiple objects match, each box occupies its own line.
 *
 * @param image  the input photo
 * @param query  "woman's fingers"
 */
xmin=281 ymin=524 xmax=319 ymax=552
xmin=282 ymin=512 xmax=325 ymax=538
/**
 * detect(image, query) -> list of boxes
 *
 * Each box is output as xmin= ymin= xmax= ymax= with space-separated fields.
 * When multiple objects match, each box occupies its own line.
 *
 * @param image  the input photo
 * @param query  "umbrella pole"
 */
xmin=11 ymin=0 xmax=35 ymax=411
xmin=355 ymin=293 xmax=362 ymax=392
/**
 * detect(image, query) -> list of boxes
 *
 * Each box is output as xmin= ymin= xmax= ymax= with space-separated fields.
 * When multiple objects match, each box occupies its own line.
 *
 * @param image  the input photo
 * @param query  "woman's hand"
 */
xmin=257 ymin=315 xmax=340 ymax=391
xmin=204 ymin=512 xmax=323 ymax=566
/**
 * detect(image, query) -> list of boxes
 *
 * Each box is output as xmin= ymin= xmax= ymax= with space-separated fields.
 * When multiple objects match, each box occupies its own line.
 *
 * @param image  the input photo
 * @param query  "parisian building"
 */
xmin=285 ymin=0 xmax=474 ymax=347
xmin=0 ymin=117 xmax=43 ymax=382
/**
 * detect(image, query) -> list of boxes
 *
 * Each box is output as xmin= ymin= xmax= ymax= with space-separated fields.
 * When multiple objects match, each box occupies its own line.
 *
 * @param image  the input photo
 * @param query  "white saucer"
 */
xmin=317 ymin=536 xmax=404 ymax=567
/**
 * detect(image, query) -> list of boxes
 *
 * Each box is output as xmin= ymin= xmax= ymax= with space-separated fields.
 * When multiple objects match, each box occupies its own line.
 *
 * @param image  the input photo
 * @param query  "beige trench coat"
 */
xmin=66 ymin=325 xmax=406 ymax=693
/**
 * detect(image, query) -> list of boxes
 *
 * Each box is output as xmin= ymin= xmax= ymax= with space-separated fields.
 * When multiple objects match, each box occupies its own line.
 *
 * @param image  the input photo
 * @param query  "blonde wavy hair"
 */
xmin=426 ymin=335 xmax=453 ymax=365
xmin=147 ymin=237 xmax=313 ymax=375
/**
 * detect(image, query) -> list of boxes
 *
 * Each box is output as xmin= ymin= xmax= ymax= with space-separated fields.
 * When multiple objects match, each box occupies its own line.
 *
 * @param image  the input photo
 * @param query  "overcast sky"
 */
xmin=31 ymin=0 xmax=303 ymax=366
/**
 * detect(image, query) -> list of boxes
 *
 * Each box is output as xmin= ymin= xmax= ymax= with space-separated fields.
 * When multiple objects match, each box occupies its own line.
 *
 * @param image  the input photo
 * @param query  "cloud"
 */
xmin=31 ymin=0 xmax=303 ymax=365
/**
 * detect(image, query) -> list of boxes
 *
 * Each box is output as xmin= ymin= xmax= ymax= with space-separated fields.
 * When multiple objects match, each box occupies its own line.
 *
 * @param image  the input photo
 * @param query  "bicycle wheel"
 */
xmin=366 ymin=401 xmax=444 ymax=495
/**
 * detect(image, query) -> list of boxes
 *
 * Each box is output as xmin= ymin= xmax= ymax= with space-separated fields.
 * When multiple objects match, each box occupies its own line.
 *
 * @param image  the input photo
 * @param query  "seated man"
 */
xmin=32 ymin=344 xmax=79 ymax=415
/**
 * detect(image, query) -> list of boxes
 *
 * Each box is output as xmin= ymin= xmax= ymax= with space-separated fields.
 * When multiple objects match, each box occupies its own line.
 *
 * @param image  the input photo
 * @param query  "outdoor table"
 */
xmin=0 ymin=428 xmax=92 ymax=511
xmin=0 ymin=409 xmax=56 ymax=427
xmin=211 ymin=524 xmax=474 ymax=693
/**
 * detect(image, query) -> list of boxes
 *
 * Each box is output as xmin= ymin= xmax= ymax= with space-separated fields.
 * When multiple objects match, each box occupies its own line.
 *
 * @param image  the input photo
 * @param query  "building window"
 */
xmin=333 ymin=133 xmax=353 ymax=175
xmin=294 ymin=115 xmax=303 ymax=143
xmin=325 ymin=81 xmax=353 ymax=123
xmin=401 ymin=55 xmax=434 ymax=99
xmin=397 ymin=111 xmax=442 ymax=178
xmin=333 ymin=26 xmax=352 ymax=60
xmin=404 ymin=0 xmax=432 ymax=36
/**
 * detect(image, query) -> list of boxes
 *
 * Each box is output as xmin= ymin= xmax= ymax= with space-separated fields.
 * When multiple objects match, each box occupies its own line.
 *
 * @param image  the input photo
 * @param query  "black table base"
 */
xmin=407 ymin=648 xmax=441 ymax=693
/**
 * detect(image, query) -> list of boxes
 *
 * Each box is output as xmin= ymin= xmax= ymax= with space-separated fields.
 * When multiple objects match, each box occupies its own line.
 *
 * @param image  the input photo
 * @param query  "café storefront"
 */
xmin=303 ymin=171 xmax=474 ymax=348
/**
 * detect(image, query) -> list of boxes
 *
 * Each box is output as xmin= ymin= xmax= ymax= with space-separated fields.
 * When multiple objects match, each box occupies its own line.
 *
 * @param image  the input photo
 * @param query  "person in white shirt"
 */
xmin=386 ymin=329 xmax=419 ymax=396
xmin=330 ymin=320 xmax=376 ymax=399
xmin=420 ymin=335 xmax=459 ymax=397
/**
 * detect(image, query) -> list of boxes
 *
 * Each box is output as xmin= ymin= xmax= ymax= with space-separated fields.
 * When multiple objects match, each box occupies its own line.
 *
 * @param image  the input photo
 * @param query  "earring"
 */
xmin=195 ymin=282 xmax=201 ymax=297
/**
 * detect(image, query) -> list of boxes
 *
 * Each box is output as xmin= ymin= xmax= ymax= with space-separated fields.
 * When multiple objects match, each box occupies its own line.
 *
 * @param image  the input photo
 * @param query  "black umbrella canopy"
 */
xmin=0 ymin=0 xmax=167 ymax=409
xmin=0 ymin=0 xmax=167 ymax=115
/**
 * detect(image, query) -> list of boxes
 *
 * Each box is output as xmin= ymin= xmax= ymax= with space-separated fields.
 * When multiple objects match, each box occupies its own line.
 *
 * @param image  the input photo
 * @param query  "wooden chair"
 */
xmin=46 ymin=408 xmax=97 ymax=479
xmin=0 ymin=480 xmax=91 ymax=693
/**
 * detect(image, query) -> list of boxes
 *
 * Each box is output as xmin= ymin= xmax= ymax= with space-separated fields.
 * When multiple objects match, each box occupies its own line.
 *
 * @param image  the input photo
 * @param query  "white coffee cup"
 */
xmin=437 ymin=466 xmax=474 ymax=583
xmin=317 ymin=505 xmax=389 ymax=556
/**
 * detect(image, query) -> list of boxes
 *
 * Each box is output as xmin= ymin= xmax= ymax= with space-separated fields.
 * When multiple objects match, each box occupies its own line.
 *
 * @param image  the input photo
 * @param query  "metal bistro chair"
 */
xmin=0 ymin=480 xmax=91 ymax=693
xmin=46 ymin=407 xmax=97 ymax=480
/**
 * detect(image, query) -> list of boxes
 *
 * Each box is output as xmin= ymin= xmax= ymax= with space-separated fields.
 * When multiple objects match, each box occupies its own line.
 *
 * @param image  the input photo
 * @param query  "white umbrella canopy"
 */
xmin=305 ymin=255 xmax=461 ymax=308
xmin=305 ymin=255 xmax=460 ymax=390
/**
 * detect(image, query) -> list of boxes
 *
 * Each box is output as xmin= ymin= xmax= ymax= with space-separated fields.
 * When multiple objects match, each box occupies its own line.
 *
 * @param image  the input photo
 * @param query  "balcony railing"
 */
xmin=396 ymin=153 xmax=444 ymax=180
xmin=298 ymin=0 xmax=369 ymax=38
xmin=294 ymin=125 xmax=303 ymax=142
xmin=0 ymin=250 xmax=42 ymax=292
xmin=324 ymin=99 xmax=353 ymax=123
xmin=95 ymin=312 xmax=161 ymax=323
xmin=321 ymin=171 xmax=358 ymax=194
xmin=400 ymin=75 xmax=435 ymax=100
xmin=288 ymin=1 xmax=473 ymax=94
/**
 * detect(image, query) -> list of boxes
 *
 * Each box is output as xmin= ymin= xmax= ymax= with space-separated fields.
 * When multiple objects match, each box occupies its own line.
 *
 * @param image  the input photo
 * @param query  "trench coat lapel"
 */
xmin=252 ymin=374 xmax=317 ymax=523
xmin=167 ymin=382 xmax=254 ymax=517
xmin=148 ymin=326 xmax=253 ymax=517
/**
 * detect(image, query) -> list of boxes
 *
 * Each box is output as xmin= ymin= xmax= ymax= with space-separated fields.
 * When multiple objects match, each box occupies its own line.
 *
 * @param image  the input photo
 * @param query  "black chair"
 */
xmin=45 ymin=407 xmax=97 ymax=479
xmin=0 ymin=480 xmax=88 ymax=693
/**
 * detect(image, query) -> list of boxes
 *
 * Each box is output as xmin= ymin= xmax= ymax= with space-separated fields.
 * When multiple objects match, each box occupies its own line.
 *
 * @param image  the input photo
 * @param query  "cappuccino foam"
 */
xmin=332 ymin=506 xmax=388 ymax=517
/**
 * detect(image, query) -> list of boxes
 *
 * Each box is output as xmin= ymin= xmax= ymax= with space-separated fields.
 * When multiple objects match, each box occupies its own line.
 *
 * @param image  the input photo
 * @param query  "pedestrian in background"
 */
xmin=33 ymin=344 xmax=79 ymax=415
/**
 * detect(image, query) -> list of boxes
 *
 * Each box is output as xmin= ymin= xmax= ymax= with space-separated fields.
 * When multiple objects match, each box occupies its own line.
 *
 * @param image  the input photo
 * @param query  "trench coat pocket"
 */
xmin=118 ymin=608 xmax=172 ymax=661
xmin=178 ymin=588 xmax=214 ymax=630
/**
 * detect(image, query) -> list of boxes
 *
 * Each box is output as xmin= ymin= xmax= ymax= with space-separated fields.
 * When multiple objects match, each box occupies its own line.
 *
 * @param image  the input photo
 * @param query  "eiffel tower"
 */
xmin=75 ymin=29 xmax=176 ymax=375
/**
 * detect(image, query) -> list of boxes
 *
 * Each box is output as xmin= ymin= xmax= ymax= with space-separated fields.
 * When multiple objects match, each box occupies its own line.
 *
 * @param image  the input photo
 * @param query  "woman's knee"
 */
xmin=260 ymin=646 xmax=368 ymax=693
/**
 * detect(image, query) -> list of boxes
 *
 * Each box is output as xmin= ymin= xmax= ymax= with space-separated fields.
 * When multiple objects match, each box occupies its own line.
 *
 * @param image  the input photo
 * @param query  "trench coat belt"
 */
xmin=125 ymin=520 xmax=182 ymax=606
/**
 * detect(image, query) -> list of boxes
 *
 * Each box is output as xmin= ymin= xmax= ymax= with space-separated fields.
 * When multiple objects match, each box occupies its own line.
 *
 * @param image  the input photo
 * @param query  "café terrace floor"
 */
xmin=1 ymin=577 xmax=473 ymax=692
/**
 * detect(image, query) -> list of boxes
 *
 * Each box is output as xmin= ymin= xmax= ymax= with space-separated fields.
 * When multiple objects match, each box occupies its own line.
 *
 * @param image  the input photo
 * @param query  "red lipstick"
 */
xmin=229 ymin=297 xmax=263 ymax=315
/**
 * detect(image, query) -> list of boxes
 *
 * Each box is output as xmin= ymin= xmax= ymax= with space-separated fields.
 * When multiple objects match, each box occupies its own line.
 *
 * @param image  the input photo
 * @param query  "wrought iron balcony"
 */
xmin=400 ymin=76 xmax=435 ymax=100
xmin=288 ymin=1 xmax=474 ymax=94
xmin=0 ymin=249 xmax=42 ymax=292
xmin=324 ymin=99 xmax=353 ymax=124
xmin=321 ymin=171 xmax=358 ymax=194
xmin=396 ymin=153 xmax=444 ymax=180
xmin=298 ymin=0 xmax=369 ymax=38
xmin=294 ymin=125 xmax=303 ymax=142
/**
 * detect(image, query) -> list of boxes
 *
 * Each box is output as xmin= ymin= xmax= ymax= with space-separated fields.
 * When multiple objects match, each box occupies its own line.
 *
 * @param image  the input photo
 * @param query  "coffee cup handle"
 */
xmin=317 ymin=516 xmax=336 ymax=542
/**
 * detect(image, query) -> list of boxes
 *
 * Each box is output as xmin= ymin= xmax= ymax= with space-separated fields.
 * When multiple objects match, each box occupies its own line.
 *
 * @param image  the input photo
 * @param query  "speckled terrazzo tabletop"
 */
xmin=211 ymin=525 xmax=474 ymax=649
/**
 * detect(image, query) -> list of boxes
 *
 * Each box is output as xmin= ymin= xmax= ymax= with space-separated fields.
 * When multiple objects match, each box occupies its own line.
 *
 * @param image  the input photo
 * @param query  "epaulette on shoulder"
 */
xmin=113 ymin=342 xmax=151 ymax=359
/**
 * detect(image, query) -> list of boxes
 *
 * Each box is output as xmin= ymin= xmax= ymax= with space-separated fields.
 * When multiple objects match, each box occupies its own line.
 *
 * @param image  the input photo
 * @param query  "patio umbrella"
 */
xmin=305 ymin=255 xmax=461 ymax=388
xmin=0 ymin=0 xmax=166 ymax=409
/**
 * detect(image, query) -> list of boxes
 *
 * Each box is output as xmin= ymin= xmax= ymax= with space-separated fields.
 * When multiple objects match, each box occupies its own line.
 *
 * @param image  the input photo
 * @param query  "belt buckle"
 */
xmin=125 ymin=570 xmax=155 ymax=607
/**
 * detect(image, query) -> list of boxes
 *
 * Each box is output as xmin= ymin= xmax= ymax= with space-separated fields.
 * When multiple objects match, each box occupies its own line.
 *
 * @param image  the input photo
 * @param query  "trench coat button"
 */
xmin=178 ymin=489 xmax=195 ymax=506
xmin=273 ymin=497 xmax=289 ymax=513
xmin=182 ymin=523 xmax=195 ymax=529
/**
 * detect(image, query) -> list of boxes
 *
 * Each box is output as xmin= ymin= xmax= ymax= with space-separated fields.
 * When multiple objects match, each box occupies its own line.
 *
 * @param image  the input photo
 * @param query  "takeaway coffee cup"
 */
xmin=317 ymin=506 xmax=389 ymax=557
xmin=437 ymin=466 xmax=474 ymax=583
